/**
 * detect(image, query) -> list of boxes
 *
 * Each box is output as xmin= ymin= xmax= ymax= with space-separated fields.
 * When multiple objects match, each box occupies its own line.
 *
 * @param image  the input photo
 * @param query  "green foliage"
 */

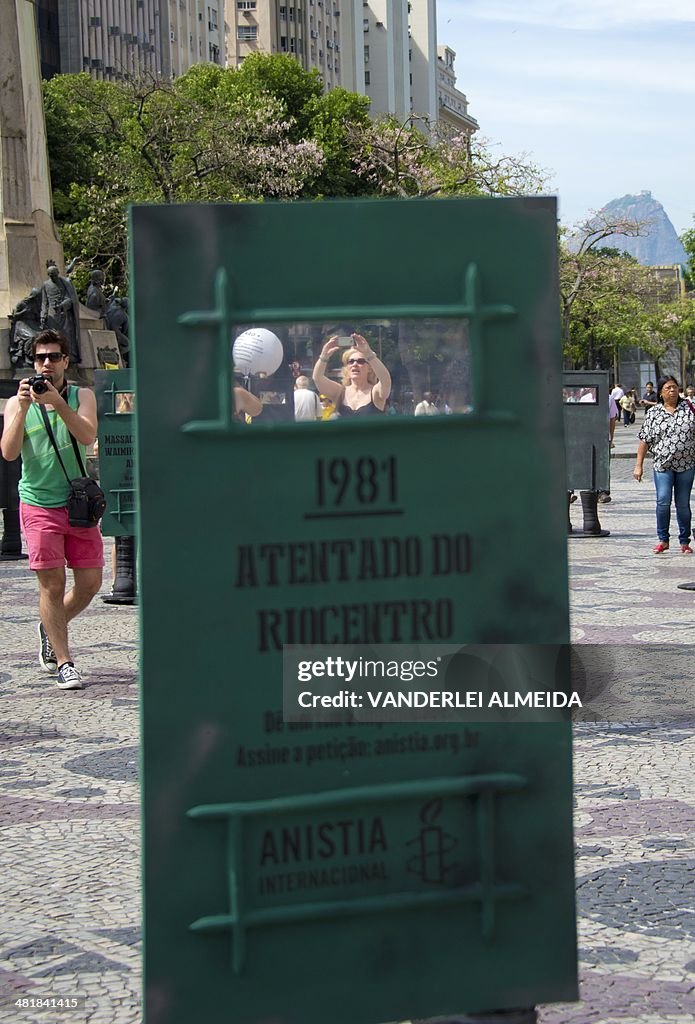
xmin=304 ymin=87 xmax=372 ymax=196
xmin=232 ymin=53 xmax=323 ymax=138
xmin=43 ymin=60 xmax=549 ymax=292
xmin=560 ymin=225 xmax=693 ymax=369
xmin=43 ymin=63 xmax=333 ymax=287
xmin=682 ymin=223 xmax=695 ymax=288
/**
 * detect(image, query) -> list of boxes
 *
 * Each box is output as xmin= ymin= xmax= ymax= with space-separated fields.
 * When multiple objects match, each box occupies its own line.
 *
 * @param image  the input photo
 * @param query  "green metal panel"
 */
xmin=563 ymin=371 xmax=610 ymax=491
xmin=131 ymin=198 xmax=576 ymax=1024
xmin=95 ymin=369 xmax=136 ymax=537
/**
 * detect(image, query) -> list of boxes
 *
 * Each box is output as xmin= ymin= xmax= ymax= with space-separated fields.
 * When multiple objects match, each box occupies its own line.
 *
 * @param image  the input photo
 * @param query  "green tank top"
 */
xmin=19 ymin=386 xmax=87 ymax=508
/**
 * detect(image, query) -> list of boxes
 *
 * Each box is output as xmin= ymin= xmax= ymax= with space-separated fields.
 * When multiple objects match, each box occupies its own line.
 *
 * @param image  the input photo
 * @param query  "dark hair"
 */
xmin=656 ymin=375 xmax=679 ymax=403
xmin=32 ymin=329 xmax=69 ymax=360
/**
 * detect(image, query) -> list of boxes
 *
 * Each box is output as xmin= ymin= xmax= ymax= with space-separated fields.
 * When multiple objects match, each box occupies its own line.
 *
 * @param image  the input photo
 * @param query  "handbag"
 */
xmin=39 ymin=404 xmax=106 ymax=528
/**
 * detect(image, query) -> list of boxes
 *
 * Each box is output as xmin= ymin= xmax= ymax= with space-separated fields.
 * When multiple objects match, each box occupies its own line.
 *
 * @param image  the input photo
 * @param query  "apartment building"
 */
xmin=38 ymin=1 xmax=476 ymax=139
xmin=41 ymin=0 xmax=222 ymax=80
xmin=437 ymin=45 xmax=479 ymax=137
xmin=227 ymin=2 xmax=475 ymax=133
xmin=227 ymin=0 xmax=365 ymax=94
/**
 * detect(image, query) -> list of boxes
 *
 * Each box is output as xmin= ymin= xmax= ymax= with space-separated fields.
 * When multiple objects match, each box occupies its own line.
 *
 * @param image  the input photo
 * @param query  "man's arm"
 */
xmin=0 ymin=392 xmax=30 ymax=461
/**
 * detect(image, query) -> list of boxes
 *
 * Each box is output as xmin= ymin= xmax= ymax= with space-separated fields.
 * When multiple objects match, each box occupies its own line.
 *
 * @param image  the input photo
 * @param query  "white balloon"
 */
xmin=233 ymin=328 xmax=284 ymax=376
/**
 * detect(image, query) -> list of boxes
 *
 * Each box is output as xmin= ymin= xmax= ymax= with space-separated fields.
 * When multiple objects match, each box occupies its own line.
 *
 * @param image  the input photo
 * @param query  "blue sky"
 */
xmin=436 ymin=0 xmax=695 ymax=235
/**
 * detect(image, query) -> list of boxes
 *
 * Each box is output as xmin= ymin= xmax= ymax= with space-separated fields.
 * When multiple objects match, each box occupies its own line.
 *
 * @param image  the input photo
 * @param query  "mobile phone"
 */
xmin=336 ymin=336 xmax=353 ymax=346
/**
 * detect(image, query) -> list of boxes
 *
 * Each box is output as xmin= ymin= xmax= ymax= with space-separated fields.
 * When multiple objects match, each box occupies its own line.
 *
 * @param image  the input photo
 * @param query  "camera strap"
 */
xmin=38 ymin=395 xmax=88 ymax=483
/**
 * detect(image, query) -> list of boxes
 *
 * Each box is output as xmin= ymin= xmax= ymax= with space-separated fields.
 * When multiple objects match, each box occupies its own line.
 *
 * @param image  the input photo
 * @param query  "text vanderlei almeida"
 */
xmin=293 ymin=656 xmax=582 ymax=710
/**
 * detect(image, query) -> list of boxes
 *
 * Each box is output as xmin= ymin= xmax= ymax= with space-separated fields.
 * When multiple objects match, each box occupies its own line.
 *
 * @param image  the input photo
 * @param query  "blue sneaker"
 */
xmin=56 ymin=662 xmax=83 ymax=690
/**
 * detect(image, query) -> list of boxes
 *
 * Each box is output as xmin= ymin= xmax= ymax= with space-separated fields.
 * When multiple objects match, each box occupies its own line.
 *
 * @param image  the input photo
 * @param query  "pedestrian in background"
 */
xmin=641 ymin=381 xmax=659 ymax=408
xmin=293 ymin=376 xmax=321 ymax=421
xmin=414 ymin=392 xmax=439 ymax=416
xmin=633 ymin=375 xmax=695 ymax=555
xmin=620 ymin=390 xmax=637 ymax=427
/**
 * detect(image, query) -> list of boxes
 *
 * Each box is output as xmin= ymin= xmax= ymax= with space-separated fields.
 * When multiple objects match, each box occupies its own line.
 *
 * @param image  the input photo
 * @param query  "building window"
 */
xmin=364 ymin=70 xmax=370 ymax=85
xmin=280 ymin=5 xmax=287 ymax=18
xmin=237 ymin=0 xmax=257 ymax=7
xmin=237 ymin=25 xmax=258 ymax=39
xmin=364 ymin=44 xmax=369 ymax=63
xmin=208 ymin=7 xmax=218 ymax=29
xmin=363 ymin=18 xmax=369 ymax=30
xmin=280 ymin=35 xmax=288 ymax=50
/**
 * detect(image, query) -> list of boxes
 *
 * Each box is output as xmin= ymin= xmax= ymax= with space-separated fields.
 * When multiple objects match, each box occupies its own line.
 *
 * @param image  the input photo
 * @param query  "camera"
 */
xmin=27 ymin=374 xmax=50 ymax=395
xmin=336 ymin=336 xmax=353 ymax=347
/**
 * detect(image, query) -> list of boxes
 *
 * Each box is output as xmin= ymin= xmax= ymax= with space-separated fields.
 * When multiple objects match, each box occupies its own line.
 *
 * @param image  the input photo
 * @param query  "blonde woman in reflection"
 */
xmin=313 ymin=333 xmax=391 ymax=417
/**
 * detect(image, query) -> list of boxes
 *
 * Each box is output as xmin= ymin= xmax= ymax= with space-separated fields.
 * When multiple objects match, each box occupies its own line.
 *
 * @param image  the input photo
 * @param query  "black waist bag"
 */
xmin=40 ymin=405 xmax=106 ymax=528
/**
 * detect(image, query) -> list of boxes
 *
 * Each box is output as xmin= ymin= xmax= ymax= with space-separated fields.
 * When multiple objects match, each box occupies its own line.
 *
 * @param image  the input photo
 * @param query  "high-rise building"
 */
xmin=436 ymin=45 xmax=479 ymax=137
xmin=39 ymin=0 xmax=223 ymax=80
xmin=226 ymin=0 xmax=358 ymax=93
xmin=36 ymin=1 xmax=476 ymax=141
xmin=226 ymin=2 xmax=476 ymax=138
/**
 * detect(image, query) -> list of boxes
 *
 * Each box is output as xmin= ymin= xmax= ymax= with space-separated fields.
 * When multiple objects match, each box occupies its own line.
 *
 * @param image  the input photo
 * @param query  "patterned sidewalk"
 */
xmin=0 ymin=450 xmax=694 ymax=1023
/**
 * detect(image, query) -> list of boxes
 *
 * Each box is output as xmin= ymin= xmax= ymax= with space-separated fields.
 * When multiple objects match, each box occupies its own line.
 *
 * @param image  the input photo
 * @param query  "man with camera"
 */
xmin=1 ymin=330 xmax=103 ymax=690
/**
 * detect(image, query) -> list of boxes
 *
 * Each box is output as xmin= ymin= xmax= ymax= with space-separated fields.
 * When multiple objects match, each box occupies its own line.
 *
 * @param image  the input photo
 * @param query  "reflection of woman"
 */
xmin=634 ymin=375 xmax=695 ymax=554
xmin=312 ymin=333 xmax=391 ymax=416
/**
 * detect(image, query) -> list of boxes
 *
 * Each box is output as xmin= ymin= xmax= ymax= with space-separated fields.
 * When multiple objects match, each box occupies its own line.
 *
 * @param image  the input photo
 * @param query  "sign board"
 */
xmin=95 ymin=369 xmax=136 ymax=536
xmin=131 ymin=198 xmax=577 ymax=1023
xmin=563 ymin=370 xmax=610 ymax=492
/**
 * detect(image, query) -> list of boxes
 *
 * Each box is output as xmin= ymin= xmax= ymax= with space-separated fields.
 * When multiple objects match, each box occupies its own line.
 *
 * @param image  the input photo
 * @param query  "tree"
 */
xmin=682 ymin=220 xmax=695 ymax=289
xmin=44 ymin=66 xmax=327 ymax=287
xmin=349 ymin=115 xmax=546 ymax=199
xmin=560 ymin=216 xmax=695 ymax=372
xmin=43 ymin=60 xmax=552 ymax=297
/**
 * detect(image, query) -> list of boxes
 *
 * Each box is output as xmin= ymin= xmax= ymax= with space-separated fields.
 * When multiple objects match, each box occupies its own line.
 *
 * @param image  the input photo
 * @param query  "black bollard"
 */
xmin=102 ymin=535 xmax=137 ymax=605
xmin=0 ymin=508 xmax=27 ymax=560
xmin=568 ymin=489 xmax=609 ymax=538
xmin=417 ymin=1009 xmax=537 ymax=1024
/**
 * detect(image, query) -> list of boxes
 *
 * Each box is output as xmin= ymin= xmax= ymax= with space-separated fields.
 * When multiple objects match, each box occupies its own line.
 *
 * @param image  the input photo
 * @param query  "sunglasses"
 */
xmin=35 ymin=351 xmax=65 ymax=363
xmin=347 ymin=357 xmax=367 ymax=365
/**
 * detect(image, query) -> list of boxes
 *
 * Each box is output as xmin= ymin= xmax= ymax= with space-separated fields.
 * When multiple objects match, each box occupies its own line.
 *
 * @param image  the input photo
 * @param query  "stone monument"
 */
xmin=0 ymin=0 xmax=120 ymax=380
xmin=0 ymin=0 xmax=63 ymax=374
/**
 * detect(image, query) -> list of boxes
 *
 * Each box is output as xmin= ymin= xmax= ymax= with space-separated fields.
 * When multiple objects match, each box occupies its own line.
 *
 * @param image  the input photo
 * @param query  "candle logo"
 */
xmin=405 ymin=798 xmax=458 ymax=884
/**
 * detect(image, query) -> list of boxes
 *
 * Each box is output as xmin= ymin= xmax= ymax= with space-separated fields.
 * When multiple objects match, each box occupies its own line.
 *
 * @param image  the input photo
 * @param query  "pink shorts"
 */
xmin=19 ymin=501 xmax=104 ymax=571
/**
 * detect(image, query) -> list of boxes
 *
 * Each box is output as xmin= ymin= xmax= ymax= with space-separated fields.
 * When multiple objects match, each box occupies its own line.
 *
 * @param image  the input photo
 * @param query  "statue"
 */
xmin=86 ymin=269 xmax=108 ymax=316
xmin=40 ymin=260 xmax=81 ymax=363
xmin=104 ymin=296 xmax=129 ymax=367
xmin=8 ymin=287 xmax=42 ymax=367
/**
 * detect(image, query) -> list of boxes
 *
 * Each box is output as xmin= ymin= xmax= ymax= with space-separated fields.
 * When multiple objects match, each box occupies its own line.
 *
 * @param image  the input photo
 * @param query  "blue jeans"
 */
xmin=653 ymin=467 xmax=695 ymax=544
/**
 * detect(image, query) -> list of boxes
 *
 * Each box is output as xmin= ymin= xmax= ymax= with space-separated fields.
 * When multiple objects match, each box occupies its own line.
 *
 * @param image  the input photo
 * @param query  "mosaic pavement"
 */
xmin=0 ymin=434 xmax=693 ymax=1022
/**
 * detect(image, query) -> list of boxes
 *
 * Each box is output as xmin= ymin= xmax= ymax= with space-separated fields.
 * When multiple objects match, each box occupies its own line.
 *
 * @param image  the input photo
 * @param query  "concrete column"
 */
xmin=1 ymin=0 xmax=63 ymax=372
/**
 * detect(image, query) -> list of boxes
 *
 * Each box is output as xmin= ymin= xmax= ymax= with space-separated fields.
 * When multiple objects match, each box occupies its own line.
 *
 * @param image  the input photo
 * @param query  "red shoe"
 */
xmin=681 ymin=544 xmax=693 ymax=554
xmin=653 ymin=542 xmax=669 ymax=554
